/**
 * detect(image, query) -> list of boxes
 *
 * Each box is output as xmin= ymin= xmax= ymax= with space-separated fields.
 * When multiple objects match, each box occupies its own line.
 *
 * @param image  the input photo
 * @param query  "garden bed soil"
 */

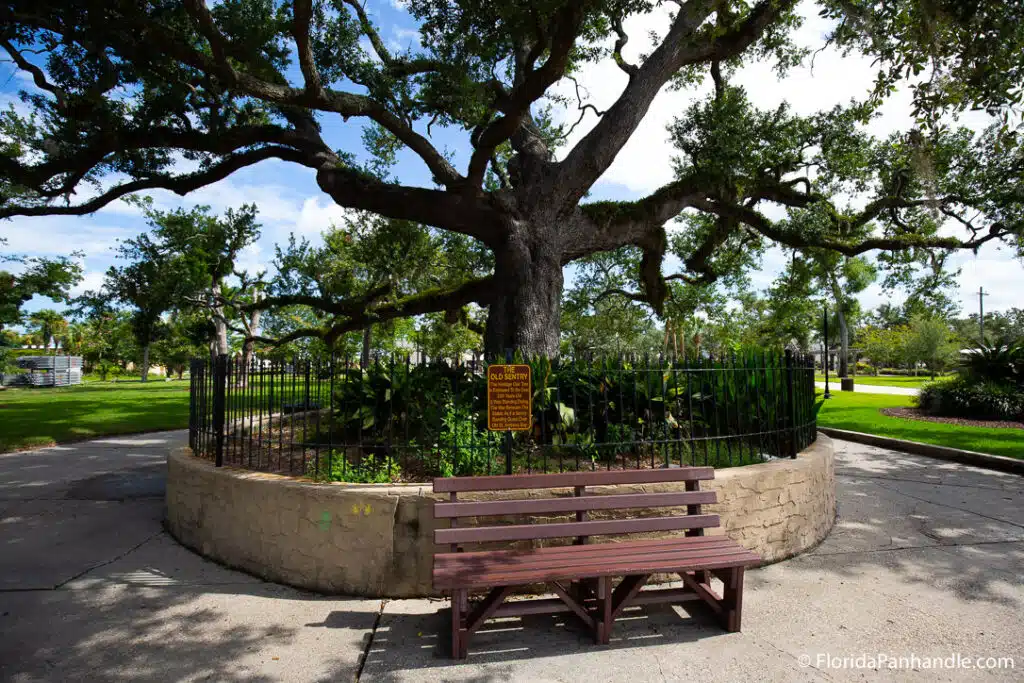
xmin=880 ymin=407 xmax=1024 ymax=430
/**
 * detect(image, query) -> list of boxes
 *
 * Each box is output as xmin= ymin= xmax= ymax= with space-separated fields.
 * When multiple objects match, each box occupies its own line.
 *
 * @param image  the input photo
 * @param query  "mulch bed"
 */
xmin=881 ymin=407 xmax=1024 ymax=430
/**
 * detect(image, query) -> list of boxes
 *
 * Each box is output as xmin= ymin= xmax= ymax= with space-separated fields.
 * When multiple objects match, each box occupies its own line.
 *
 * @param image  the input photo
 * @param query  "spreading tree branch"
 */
xmin=693 ymin=197 xmax=1013 ymax=256
xmin=166 ymin=4 xmax=464 ymax=188
xmin=611 ymin=16 xmax=638 ymax=79
xmin=556 ymin=0 xmax=795 ymax=206
xmin=0 ymin=39 xmax=66 ymax=106
xmin=464 ymin=3 xmax=587 ymax=187
xmin=292 ymin=0 xmax=323 ymax=97
xmin=0 ymin=146 xmax=313 ymax=219
xmin=238 ymin=276 xmax=498 ymax=347
xmin=315 ymin=167 xmax=505 ymax=245
xmin=566 ymin=177 xmax=707 ymax=262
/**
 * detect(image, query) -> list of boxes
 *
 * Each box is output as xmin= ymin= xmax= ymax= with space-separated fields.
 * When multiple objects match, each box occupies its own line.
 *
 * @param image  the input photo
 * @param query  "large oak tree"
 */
xmin=1 ymin=0 xmax=1022 ymax=355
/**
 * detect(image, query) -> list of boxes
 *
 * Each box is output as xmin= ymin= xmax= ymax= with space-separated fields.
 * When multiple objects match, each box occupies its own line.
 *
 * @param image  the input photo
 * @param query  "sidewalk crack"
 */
xmin=354 ymin=599 xmax=387 ymax=682
xmin=53 ymin=529 xmax=167 ymax=590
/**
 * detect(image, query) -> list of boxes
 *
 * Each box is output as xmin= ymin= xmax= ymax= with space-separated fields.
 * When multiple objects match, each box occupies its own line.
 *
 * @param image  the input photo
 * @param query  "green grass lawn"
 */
xmin=813 ymin=374 xmax=952 ymax=388
xmin=0 ymin=380 xmax=191 ymax=452
xmin=815 ymin=390 xmax=1023 ymax=459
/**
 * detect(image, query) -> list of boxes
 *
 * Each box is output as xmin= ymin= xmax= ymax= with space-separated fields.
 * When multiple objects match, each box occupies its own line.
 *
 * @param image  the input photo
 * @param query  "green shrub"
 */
xmin=307 ymin=451 xmax=400 ymax=483
xmin=960 ymin=341 xmax=1024 ymax=388
xmin=431 ymin=403 xmax=502 ymax=477
xmin=917 ymin=377 xmax=1024 ymax=421
xmin=93 ymin=359 xmax=117 ymax=381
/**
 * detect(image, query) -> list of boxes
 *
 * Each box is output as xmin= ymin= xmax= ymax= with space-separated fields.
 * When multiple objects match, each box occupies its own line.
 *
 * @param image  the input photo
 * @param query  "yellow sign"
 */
xmin=487 ymin=364 xmax=532 ymax=431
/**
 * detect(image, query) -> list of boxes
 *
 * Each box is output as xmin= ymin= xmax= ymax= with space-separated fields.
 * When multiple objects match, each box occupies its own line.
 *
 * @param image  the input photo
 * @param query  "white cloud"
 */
xmin=949 ymin=247 xmax=1024 ymax=313
xmin=293 ymin=196 xmax=354 ymax=236
xmin=389 ymin=26 xmax=421 ymax=52
xmin=360 ymin=36 xmax=384 ymax=64
xmin=1 ymin=217 xmax=129 ymax=258
xmin=70 ymin=270 xmax=106 ymax=297
xmin=234 ymin=243 xmax=267 ymax=277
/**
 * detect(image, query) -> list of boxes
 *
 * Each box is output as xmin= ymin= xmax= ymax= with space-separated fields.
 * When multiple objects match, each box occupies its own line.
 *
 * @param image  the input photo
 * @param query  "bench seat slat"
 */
xmin=433 ymin=537 xmax=758 ymax=589
xmin=435 ymin=543 xmax=749 ymax=581
xmin=432 ymin=467 xmax=714 ymax=493
xmin=433 ymin=490 xmax=717 ymax=518
xmin=435 ymin=535 xmax=744 ymax=571
xmin=434 ymin=535 xmax=738 ymax=564
xmin=435 ymin=514 xmax=719 ymax=545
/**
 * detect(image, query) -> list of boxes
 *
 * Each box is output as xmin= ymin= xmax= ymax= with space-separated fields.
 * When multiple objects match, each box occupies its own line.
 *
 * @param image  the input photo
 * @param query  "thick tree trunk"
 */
xmin=361 ymin=325 xmax=372 ymax=367
xmin=210 ymin=283 xmax=230 ymax=357
xmin=825 ymin=273 xmax=851 ymax=377
xmin=140 ymin=343 xmax=150 ymax=382
xmin=483 ymin=230 xmax=563 ymax=357
xmin=239 ymin=308 xmax=261 ymax=387
xmin=837 ymin=308 xmax=849 ymax=377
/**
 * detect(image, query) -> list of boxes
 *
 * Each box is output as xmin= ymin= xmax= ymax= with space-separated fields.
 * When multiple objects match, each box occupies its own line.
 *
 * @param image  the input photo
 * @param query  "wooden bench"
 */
xmin=432 ymin=467 xmax=760 ymax=659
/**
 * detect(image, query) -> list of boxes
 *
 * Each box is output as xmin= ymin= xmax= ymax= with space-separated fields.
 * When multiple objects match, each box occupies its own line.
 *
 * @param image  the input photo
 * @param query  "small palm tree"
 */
xmin=27 ymin=309 xmax=68 ymax=348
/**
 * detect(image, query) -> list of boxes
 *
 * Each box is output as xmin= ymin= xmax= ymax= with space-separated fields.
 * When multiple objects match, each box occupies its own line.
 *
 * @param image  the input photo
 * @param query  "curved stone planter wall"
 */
xmin=166 ymin=434 xmax=835 ymax=597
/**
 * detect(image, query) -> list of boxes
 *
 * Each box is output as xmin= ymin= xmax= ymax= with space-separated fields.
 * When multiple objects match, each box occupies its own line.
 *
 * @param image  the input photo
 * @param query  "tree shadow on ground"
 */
xmin=351 ymin=438 xmax=1023 ymax=681
xmin=0 ymin=442 xmax=379 ymax=682
xmin=0 ymin=576 xmax=376 ymax=682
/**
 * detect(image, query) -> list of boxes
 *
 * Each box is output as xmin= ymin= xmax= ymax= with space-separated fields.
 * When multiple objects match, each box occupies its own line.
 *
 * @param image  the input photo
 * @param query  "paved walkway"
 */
xmin=815 ymin=381 xmax=919 ymax=396
xmin=1 ymin=433 xmax=1021 ymax=682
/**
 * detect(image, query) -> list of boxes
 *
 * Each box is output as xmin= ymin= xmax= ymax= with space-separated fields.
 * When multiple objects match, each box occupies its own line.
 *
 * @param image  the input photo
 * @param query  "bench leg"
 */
xmin=451 ymin=588 xmax=469 ymax=659
xmin=595 ymin=576 xmax=612 ymax=645
xmin=721 ymin=567 xmax=744 ymax=632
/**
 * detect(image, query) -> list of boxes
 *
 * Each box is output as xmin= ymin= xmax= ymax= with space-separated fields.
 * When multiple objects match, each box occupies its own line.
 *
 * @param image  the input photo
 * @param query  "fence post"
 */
xmin=304 ymin=359 xmax=312 ymax=409
xmin=213 ymin=353 xmax=228 ymax=467
xmin=505 ymin=348 xmax=514 ymax=475
xmin=784 ymin=349 xmax=796 ymax=458
xmin=188 ymin=359 xmax=199 ymax=452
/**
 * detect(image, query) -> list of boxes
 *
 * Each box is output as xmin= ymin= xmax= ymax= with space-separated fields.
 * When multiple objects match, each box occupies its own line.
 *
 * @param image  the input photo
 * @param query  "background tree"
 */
xmin=750 ymin=263 xmax=820 ymax=350
xmin=2 ymin=1 xmax=1022 ymax=356
xmin=560 ymin=249 xmax=668 ymax=357
xmin=258 ymin=214 xmax=490 ymax=355
xmin=123 ymin=200 xmax=262 ymax=358
xmin=96 ymin=238 xmax=191 ymax=381
xmin=953 ymin=308 xmax=1024 ymax=346
xmin=26 ymin=308 xmax=67 ymax=348
xmin=905 ymin=314 xmax=960 ymax=379
xmin=153 ymin=310 xmax=209 ymax=379
xmin=857 ymin=324 xmax=910 ymax=374
xmin=68 ymin=299 xmax=140 ymax=377
xmin=1 ymin=246 xmax=81 ymax=334
xmin=811 ymin=253 xmax=876 ymax=377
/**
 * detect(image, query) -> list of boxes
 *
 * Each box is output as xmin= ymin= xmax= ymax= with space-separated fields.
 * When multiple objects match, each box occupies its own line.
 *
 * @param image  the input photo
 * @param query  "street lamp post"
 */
xmin=823 ymin=306 xmax=831 ymax=400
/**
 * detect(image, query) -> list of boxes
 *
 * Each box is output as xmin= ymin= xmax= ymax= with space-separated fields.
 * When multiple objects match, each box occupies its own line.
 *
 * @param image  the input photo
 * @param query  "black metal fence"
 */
xmin=189 ymin=350 xmax=817 ymax=482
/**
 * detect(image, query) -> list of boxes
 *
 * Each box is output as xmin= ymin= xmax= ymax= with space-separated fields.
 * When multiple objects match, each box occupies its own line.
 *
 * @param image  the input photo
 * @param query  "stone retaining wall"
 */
xmin=165 ymin=434 xmax=835 ymax=597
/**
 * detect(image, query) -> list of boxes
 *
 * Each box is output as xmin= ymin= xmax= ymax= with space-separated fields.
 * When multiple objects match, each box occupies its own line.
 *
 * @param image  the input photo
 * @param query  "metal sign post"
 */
xmin=823 ymin=306 xmax=831 ymax=400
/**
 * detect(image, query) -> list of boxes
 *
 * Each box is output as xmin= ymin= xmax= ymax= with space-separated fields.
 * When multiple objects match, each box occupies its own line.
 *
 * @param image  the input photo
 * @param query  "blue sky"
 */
xmin=1 ymin=0 xmax=1020 ymax=331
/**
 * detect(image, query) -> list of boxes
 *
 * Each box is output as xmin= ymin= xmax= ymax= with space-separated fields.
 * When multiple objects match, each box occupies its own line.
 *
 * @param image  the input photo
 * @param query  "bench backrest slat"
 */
xmin=432 ymin=467 xmax=718 ymax=547
xmin=435 ymin=514 xmax=720 ymax=545
xmin=432 ymin=467 xmax=714 ymax=493
xmin=433 ymin=490 xmax=716 ymax=519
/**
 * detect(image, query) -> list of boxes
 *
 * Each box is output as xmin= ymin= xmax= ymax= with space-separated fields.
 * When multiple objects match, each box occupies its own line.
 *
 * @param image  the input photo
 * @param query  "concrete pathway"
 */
xmin=815 ymin=381 xmax=919 ymax=396
xmin=0 ymin=433 xmax=381 ymax=682
xmin=2 ymin=433 xmax=1021 ymax=682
